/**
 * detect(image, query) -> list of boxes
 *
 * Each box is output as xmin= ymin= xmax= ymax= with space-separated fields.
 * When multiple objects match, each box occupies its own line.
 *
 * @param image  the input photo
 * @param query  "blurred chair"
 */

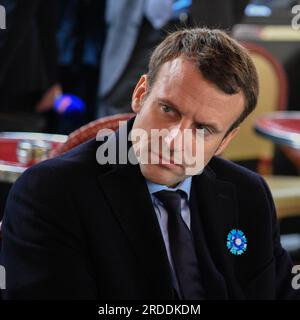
xmin=254 ymin=111 xmax=300 ymax=175
xmin=51 ymin=113 xmax=135 ymax=157
xmin=222 ymin=42 xmax=288 ymax=175
xmin=264 ymin=175 xmax=300 ymax=220
xmin=281 ymin=145 xmax=300 ymax=175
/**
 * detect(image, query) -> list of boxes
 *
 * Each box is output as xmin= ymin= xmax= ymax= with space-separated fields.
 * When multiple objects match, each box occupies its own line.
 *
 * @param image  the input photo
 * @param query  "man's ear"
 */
xmin=131 ymin=75 xmax=148 ymax=113
xmin=214 ymin=127 xmax=240 ymax=156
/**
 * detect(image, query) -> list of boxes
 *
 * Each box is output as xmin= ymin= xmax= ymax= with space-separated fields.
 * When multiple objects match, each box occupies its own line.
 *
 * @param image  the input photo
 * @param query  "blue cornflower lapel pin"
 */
xmin=227 ymin=229 xmax=247 ymax=255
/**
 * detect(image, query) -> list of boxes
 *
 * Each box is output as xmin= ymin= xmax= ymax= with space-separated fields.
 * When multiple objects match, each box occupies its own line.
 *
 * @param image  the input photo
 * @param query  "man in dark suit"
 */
xmin=1 ymin=28 xmax=299 ymax=300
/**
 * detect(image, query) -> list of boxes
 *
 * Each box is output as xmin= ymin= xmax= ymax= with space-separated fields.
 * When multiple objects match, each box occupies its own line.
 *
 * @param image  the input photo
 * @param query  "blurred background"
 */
xmin=0 ymin=0 xmax=300 ymax=262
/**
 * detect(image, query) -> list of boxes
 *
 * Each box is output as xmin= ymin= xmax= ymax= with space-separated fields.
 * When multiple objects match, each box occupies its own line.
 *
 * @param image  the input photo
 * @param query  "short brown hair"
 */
xmin=147 ymin=28 xmax=259 ymax=134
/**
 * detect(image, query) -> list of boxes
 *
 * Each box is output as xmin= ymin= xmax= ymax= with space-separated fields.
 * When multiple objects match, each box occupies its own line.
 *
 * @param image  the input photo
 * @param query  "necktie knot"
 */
xmin=154 ymin=190 xmax=183 ymax=217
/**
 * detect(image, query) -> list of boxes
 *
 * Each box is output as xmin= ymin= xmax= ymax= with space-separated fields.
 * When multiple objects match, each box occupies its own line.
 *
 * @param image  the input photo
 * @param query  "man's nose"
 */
xmin=164 ymin=121 xmax=191 ymax=151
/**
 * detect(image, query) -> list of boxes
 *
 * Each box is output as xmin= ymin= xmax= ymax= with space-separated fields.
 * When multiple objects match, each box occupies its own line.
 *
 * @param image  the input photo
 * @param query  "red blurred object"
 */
xmin=0 ymin=132 xmax=67 ymax=183
xmin=0 ymin=139 xmax=23 ymax=167
xmin=255 ymin=111 xmax=300 ymax=175
xmin=255 ymin=112 xmax=300 ymax=149
xmin=256 ymin=118 xmax=300 ymax=134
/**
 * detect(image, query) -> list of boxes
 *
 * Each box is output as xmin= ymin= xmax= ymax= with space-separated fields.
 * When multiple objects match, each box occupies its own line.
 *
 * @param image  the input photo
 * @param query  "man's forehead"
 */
xmin=152 ymin=58 xmax=202 ymax=99
xmin=168 ymin=57 xmax=187 ymax=74
xmin=157 ymin=57 xmax=198 ymax=81
xmin=152 ymin=57 xmax=244 ymax=109
xmin=154 ymin=57 xmax=221 ymax=98
xmin=149 ymin=57 xmax=245 ymax=132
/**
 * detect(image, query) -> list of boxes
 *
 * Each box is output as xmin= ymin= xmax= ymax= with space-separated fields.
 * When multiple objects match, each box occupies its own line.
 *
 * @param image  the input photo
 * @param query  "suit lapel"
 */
xmin=190 ymin=166 xmax=246 ymax=299
xmin=96 ymin=121 xmax=174 ymax=299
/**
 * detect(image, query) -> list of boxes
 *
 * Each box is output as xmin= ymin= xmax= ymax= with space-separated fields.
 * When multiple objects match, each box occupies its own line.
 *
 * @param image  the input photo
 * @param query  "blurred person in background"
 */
xmin=97 ymin=0 xmax=191 ymax=117
xmin=52 ymin=0 xmax=106 ymax=134
xmin=0 ymin=0 xmax=59 ymax=132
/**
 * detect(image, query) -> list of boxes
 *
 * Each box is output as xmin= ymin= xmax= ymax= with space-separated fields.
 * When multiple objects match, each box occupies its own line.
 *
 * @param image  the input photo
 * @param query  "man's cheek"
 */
xmin=183 ymin=136 xmax=205 ymax=176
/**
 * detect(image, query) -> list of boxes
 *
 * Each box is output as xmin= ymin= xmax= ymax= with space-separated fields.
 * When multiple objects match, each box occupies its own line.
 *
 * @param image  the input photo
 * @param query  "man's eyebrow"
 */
xmin=158 ymin=98 xmax=222 ymax=133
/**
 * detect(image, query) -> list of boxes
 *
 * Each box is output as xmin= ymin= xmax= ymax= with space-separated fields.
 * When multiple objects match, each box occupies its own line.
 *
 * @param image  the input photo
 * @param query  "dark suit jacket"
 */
xmin=1 ymin=118 xmax=299 ymax=300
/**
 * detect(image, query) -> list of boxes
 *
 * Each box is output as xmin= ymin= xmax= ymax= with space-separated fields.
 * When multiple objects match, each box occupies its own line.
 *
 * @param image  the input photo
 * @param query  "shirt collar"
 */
xmin=146 ymin=176 xmax=192 ymax=200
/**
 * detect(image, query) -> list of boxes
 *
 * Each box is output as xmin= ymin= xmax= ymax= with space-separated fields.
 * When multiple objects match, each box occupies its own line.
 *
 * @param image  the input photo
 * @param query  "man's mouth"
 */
xmin=151 ymin=152 xmax=184 ymax=169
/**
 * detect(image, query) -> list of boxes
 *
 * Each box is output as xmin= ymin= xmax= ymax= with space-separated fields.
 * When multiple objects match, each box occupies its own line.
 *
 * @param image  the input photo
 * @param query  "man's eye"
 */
xmin=196 ymin=125 xmax=211 ymax=135
xmin=161 ymin=105 xmax=173 ymax=113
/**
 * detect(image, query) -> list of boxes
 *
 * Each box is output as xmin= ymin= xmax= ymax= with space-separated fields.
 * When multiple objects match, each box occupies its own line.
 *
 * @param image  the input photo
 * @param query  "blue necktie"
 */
xmin=155 ymin=190 xmax=205 ymax=300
